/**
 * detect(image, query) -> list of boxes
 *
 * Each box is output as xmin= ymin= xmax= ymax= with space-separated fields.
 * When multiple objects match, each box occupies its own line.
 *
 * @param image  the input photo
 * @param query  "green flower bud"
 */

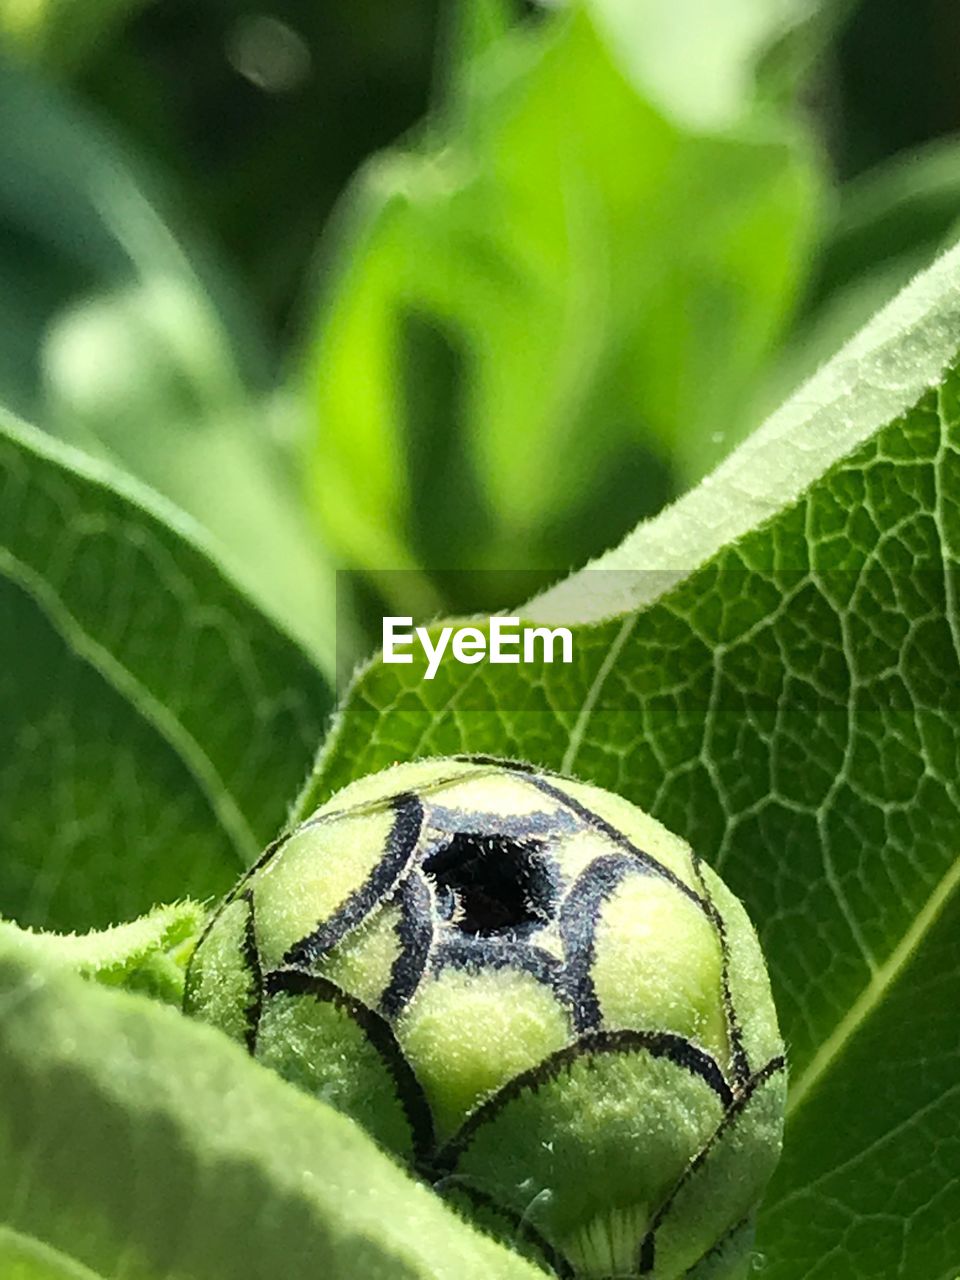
xmin=185 ymin=757 xmax=785 ymax=1279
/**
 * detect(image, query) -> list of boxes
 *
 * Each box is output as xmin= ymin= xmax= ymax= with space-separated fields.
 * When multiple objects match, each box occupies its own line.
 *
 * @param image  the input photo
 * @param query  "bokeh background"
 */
xmin=3 ymin=0 xmax=960 ymax=674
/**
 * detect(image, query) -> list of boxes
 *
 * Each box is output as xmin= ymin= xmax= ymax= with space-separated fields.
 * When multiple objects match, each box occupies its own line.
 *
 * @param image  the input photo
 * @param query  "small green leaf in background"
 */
xmin=0 ymin=55 xmax=337 ymax=671
xmin=0 ymin=901 xmax=204 ymax=1005
xmin=299 ymin=240 xmax=960 ymax=1279
xmin=302 ymin=0 xmax=822 ymax=610
xmin=0 ymin=940 xmax=543 ymax=1280
xmin=0 ymin=411 xmax=330 ymax=932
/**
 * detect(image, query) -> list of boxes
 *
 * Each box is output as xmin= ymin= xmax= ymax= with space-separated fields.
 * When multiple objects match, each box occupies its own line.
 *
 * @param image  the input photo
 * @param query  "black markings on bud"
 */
xmin=184 ymin=834 xmax=287 ymax=990
xmin=434 ymin=1029 xmax=734 ymax=1174
xmin=524 ymin=773 xmax=709 ymax=912
xmin=265 ymin=967 xmax=436 ymax=1161
xmin=426 ymin=805 xmax=578 ymax=841
xmin=432 ymin=935 xmax=568 ymax=1010
xmin=380 ymin=872 xmax=433 ymax=1020
xmin=636 ymin=1054 xmax=787 ymax=1275
xmin=559 ymin=854 xmax=636 ymax=1032
xmin=692 ymin=854 xmax=750 ymax=1086
xmin=240 ymin=889 xmax=265 ymax=1054
xmin=283 ymin=792 xmax=424 ymax=968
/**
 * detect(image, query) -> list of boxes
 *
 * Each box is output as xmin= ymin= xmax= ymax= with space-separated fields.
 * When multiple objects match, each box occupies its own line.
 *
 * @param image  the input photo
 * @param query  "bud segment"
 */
xmin=185 ymin=757 xmax=786 ymax=1279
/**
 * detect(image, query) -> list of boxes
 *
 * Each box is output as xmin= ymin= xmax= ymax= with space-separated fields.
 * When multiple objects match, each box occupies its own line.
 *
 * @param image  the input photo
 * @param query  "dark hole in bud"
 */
xmin=423 ymin=833 xmax=555 ymax=937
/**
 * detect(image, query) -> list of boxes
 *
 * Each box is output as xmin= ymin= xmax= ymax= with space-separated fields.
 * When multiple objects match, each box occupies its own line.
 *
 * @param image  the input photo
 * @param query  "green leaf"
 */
xmin=302 ymin=0 xmax=820 ymax=606
xmin=0 ymin=410 xmax=331 ymax=932
xmin=298 ymin=242 xmax=960 ymax=1278
xmin=0 ymin=939 xmax=544 ymax=1280
xmin=0 ymin=55 xmax=336 ymax=670
xmin=0 ymin=901 xmax=204 ymax=1005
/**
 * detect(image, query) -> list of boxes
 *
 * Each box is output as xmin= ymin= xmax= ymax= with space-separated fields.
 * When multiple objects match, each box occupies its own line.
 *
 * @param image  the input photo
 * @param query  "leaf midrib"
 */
xmin=785 ymin=848 xmax=960 ymax=1120
xmin=0 ymin=545 xmax=256 ymax=868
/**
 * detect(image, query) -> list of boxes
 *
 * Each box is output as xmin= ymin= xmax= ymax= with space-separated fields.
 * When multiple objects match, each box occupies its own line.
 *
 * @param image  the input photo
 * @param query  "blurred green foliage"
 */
xmin=305 ymin=5 xmax=820 ymax=611
xmin=2 ymin=0 xmax=960 ymax=644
